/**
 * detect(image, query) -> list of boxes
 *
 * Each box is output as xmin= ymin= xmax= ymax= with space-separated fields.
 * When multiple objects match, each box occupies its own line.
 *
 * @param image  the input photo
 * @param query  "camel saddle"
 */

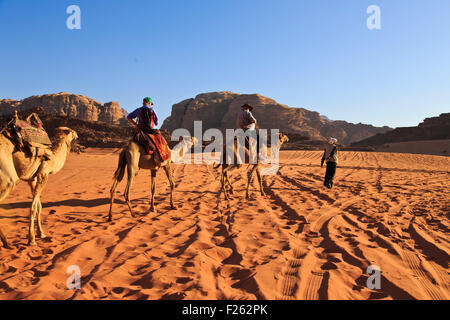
xmin=134 ymin=130 xmax=170 ymax=161
xmin=14 ymin=120 xmax=52 ymax=146
xmin=2 ymin=117 xmax=53 ymax=159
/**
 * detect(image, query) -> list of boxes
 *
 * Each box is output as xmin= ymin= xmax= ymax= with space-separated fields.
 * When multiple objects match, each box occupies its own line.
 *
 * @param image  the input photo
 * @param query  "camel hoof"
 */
xmin=37 ymin=234 xmax=47 ymax=240
xmin=170 ymin=205 xmax=177 ymax=210
xmin=27 ymin=240 xmax=37 ymax=246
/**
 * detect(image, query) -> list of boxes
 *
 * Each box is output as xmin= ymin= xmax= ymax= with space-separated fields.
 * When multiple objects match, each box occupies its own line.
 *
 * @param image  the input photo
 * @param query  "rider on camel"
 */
xmin=127 ymin=97 xmax=168 ymax=159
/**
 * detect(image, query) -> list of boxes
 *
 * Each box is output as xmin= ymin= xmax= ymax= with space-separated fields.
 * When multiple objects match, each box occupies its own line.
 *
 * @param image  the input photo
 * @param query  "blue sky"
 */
xmin=0 ymin=0 xmax=449 ymax=128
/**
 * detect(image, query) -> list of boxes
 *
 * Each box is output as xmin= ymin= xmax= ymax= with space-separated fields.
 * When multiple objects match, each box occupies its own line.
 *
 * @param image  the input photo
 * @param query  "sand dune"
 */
xmin=0 ymin=149 xmax=448 ymax=300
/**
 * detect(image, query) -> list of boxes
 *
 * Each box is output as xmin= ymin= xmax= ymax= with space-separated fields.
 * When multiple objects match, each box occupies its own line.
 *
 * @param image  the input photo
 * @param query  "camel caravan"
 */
xmin=0 ymin=100 xmax=291 ymax=248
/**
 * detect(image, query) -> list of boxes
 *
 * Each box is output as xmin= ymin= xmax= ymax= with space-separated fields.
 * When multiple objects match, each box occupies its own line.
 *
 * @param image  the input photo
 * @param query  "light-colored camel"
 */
xmin=0 ymin=127 xmax=78 ymax=247
xmin=216 ymin=133 xmax=289 ymax=200
xmin=108 ymin=135 xmax=197 ymax=221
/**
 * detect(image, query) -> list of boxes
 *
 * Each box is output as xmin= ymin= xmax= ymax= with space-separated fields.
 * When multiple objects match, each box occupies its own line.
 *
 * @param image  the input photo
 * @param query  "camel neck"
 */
xmin=171 ymin=139 xmax=192 ymax=163
xmin=50 ymin=137 xmax=71 ymax=173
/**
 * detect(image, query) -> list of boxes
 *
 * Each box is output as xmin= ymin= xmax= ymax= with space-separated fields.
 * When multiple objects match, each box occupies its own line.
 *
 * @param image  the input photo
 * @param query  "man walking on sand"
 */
xmin=321 ymin=137 xmax=338 ymax=189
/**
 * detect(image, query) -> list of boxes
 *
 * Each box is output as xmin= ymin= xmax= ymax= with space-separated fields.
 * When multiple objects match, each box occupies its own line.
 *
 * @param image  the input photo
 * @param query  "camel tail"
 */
xmin=113 ymin=150 xmax=127 ymax=182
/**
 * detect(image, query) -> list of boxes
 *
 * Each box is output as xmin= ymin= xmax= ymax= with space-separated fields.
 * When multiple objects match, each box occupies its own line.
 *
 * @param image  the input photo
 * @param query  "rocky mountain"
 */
xmin=0 ymin=93 xmax=128 ymax=125
xmin=351 ymin=113 xmax=450 ymax=147
xmin=0 ymin=107 xmax=176 ymax=150
xmin=161 ymin=92 xmax=391 ymax=145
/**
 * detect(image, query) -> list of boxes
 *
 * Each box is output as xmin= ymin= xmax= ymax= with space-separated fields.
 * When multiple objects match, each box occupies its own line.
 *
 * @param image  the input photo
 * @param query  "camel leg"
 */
xmin=246 ymin=165 xmax=258 ymax=199
xmin=217 ymin=167 xmax=224 ymax=199
xmin=27 ymin=174 xmax=48 ymax=244
xmin=0 ymin=227 xmax=9 ymax=248
xmin=28 ymin=184 xmax=38 ymax=246
xmin=34 ymin=173 xmax=49 ymax=239
xmin=256 ymin=164 xmax=266 ymax=196
xmin=123 ymin=147 xmax=141 ymax=218
xmin=0 ymin=175 xmax=15 ymax=248
xmin=0 ymin=158 xmax=18 ymax=203
xmin=124 ymin=178 xmax=136 ymax=218
xmin=225 ymin=171 xmax=234 ymax=195
xmin=36 ymin=197 xmax=46 ymax=239
xmin=149 ymin=170 xmax=157 ymax=213
xmin=124 ymin=166 xmax=138 ymax=218
xmin=108 ymin=178 xmax=119 ymax=222
xmin=0 ymin=157 xmax=19 ymax=248
xmin=0 ymin=181 xmax=15 ymax=203
xmin=221 ymin=167 xmax=230 ymax=201
xmin=163 ymin=164 xmax=176 ymax=209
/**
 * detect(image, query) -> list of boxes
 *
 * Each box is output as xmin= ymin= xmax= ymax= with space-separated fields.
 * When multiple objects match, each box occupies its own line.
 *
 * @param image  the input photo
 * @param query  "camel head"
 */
xmin=54 ymin=127 xmax=78 ymax=147
xmin=190 ymin=136 xmax=198 ymax=147
xmin=170 ymin=136 xmax=198 ymax=163
xmin=177 ymin=136 xmax=198 ymax=147
xmin=278 ymin=133 xmax=289 ymax=146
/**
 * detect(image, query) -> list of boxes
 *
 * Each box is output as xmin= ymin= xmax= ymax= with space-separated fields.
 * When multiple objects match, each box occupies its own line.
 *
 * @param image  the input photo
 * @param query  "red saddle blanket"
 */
xmin=134 ymin=130 xmax=170 ymax=161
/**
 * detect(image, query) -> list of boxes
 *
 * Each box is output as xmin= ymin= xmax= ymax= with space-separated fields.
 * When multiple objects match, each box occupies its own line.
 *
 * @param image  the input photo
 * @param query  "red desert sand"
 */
xmin=0 ymin=149 xmax=449 ymax=300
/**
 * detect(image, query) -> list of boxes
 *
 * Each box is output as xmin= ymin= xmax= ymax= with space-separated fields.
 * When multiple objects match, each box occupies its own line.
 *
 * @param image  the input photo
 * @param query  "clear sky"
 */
xmin=0 ymin=0 xmax=449 ymax=128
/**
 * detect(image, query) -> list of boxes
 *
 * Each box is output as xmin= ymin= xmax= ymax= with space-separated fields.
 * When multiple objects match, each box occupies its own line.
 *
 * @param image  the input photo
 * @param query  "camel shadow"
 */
xmin=2 ymin=198 xmax=120 ymax=210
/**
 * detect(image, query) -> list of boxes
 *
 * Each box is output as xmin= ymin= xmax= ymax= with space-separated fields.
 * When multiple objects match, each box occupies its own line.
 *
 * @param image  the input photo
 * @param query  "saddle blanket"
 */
xmin=134 ymin=130 xmax=170 ymax=161
xmin=14 ymin=120 xmax=52 ymax=146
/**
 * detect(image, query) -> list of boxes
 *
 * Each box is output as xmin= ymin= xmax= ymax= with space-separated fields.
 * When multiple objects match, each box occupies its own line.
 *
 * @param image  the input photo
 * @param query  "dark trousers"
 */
xmin=324 ymin=161 xmax=337 ymax=189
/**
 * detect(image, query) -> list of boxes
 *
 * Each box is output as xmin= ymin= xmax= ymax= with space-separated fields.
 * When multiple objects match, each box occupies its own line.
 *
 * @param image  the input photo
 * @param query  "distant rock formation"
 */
xmin=352 ymin=113 xmax=450 ymax=147
xmin=419 ymin=113 xmax=450 ymax=128
xmin=161 ymin=92 xmax=391 ymax=145
xmin=0 ymin=107 xmax=173 ymax=149
xmin=0 ymin=93 xmax=128 ymax=125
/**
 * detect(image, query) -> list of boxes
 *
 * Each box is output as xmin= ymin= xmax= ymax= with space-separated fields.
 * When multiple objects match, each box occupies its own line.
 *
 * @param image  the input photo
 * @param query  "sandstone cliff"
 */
xmin=162 ymin=92 xmax=391 ymax=145
xmin=352 ymin=113 xmax=450 ymax=147
xmin=0 ymin=93 xmax=128 ymax=125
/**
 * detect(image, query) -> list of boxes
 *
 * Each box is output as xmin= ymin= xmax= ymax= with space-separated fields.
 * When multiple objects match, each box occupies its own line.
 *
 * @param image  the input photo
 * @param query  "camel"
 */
xmin=0 ymin=127 xmax=78 ymax=247
xmin=108 ymin=135 xmax=197 ymax=221
xmin=216 ymin=132 xmax=289 ymax=200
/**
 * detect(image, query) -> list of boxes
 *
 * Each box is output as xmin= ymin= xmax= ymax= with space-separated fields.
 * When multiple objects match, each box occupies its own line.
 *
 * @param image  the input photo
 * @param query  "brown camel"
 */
xmin=0 ymin=127 xmax=78 ymax=247
xmin=108 ymin=136 xmax=197 ymax=221
xmin=216 ymin=133 xmax=289 ymax=200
